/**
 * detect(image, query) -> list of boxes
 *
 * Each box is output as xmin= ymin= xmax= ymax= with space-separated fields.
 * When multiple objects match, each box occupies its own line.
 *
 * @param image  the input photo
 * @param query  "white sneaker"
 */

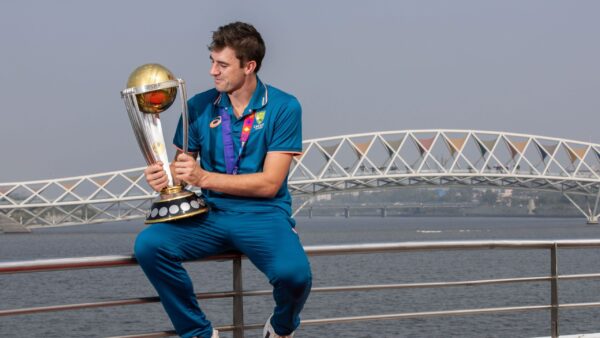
xmin=263 ymin=314 xmax=294 ymax=338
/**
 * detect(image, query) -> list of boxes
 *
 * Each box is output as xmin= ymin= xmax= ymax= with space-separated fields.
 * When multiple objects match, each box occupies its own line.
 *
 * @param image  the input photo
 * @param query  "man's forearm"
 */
xmin=173 ymin=151 xmax=291 ymax=199
xmin=200 ymin=171 xmax=281 ymax=198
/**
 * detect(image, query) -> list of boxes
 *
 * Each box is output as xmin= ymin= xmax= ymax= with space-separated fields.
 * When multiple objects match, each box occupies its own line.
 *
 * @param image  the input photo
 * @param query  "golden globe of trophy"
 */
xmin=121 ymin=64 xmax=208 ymax=224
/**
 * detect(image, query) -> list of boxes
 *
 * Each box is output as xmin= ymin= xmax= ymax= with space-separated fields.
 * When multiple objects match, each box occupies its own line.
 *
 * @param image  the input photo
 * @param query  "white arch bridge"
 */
xmin=1 ymin=129 xmax=599 ymax=231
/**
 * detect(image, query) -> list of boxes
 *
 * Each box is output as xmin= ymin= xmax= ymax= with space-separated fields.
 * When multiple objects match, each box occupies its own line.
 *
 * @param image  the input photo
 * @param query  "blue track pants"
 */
xmin=134 ymin=209 xmax=312 ymax=338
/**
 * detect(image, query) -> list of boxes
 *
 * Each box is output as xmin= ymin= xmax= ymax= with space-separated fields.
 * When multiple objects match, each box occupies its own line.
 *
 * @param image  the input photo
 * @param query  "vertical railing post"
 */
xmin=233 ymin=256 xmax=244 ymax=338
xmin=550 ymin=243 xmax=559 ymax=338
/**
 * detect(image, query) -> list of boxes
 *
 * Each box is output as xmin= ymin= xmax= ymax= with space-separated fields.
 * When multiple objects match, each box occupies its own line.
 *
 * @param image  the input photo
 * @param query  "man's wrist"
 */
xmin=198 ymin=170 xmax=211 ymax=189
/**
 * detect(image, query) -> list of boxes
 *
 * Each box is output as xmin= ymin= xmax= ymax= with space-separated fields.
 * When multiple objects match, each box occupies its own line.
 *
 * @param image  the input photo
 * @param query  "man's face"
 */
xmin=209 ymin=47 xmax=246 ymax=93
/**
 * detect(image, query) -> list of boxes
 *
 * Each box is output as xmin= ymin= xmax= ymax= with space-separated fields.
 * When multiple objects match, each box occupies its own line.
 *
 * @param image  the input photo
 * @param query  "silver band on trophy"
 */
xmin=121 ymin=64 xmax=208 ymax=224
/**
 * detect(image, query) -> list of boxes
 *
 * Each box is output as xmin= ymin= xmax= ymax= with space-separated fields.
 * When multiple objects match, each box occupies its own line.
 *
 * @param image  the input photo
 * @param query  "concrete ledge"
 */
xmin=0 ymin=214 xmax=30 ymax=233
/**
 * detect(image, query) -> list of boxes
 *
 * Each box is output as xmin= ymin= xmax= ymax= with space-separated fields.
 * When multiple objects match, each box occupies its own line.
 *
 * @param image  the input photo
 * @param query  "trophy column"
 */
xmin=121 ymin=63 xmax=208 ymax=223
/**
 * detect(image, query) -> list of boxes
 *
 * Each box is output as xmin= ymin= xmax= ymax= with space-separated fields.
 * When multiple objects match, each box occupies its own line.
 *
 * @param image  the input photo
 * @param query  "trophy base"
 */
xmin=145 ymin=188 xmax=209 ymax=224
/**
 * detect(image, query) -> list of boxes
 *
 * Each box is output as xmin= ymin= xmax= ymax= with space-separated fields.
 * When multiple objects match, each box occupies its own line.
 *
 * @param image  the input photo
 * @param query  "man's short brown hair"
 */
xmin=209 ymin=22 xmax=266 ymax=73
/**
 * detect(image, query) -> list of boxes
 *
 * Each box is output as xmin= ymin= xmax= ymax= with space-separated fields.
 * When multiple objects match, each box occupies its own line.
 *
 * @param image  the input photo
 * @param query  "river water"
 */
xmin=2 ymin=216 xmax=600 ymax=338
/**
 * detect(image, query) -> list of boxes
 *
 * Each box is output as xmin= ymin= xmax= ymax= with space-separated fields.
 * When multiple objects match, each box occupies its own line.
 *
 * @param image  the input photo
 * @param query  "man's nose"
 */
xmin=209 ymin=63 xmax=219 ymax=76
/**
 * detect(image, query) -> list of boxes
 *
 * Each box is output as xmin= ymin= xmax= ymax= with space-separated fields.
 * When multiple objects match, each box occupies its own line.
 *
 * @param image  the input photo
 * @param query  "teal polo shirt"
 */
xmin=173 ymin=77 xmax=302 ymax=216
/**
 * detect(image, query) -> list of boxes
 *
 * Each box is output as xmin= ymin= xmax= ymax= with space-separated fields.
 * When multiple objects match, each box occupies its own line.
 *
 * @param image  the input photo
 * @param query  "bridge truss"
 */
xmin=1 ymin=130 xmax=599 ymax=229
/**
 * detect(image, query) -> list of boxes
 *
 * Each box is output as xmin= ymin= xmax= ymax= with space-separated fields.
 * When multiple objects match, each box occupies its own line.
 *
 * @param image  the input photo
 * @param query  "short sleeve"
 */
xmin=268 ymin=98 xmax=302 ymax=153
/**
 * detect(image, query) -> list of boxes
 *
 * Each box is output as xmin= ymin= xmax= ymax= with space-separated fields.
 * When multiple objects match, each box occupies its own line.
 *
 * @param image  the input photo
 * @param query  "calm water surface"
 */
xmin=2 ymin=217 xmax=600 ymax=338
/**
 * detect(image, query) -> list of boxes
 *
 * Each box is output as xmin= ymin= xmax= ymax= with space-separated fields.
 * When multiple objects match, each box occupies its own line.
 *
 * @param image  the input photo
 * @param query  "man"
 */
xmin=134 ymin=22 xmax=312 ymax=338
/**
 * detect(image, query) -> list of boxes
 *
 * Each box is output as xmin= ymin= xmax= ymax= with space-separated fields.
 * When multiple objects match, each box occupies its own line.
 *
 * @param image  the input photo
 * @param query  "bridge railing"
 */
xmin=2 ymin=130 xmax=600 ymax=227
xmin=3 ymin=240 xmax=600 ymax=338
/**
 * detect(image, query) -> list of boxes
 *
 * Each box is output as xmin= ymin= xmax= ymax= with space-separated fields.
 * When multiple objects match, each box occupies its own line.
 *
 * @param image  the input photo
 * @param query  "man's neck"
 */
xmin=228 ymin=75 xmax=257 ymax=118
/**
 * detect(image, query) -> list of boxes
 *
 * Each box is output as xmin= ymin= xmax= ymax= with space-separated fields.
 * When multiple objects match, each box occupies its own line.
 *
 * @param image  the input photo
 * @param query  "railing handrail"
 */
xmin=3 ymin=239 xmax=600 ymax=274
xmin=4 ymin=239 xmax=600 ymax=338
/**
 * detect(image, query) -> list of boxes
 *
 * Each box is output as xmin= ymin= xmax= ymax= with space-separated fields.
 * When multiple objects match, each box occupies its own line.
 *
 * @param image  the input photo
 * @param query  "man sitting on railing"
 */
xmin=135 ymin=22 xmax=312 ymax=338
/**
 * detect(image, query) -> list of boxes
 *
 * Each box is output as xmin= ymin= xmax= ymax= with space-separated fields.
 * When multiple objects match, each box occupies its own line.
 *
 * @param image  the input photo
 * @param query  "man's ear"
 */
xmin=244 ymin=60 xmax=257 ymax=75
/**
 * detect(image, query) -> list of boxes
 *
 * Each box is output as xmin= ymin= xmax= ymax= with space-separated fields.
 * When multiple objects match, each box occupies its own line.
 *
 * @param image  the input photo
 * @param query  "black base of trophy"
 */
xmin=145 ymin=189 xmax=209 ymax=224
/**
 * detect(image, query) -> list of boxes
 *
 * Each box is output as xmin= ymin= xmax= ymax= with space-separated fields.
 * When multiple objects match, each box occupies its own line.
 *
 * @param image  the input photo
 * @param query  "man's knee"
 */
xmin=272 ymin=260 xmax=312 ymax=295
xmin=134 ymin=226 xmax=170 ymax=267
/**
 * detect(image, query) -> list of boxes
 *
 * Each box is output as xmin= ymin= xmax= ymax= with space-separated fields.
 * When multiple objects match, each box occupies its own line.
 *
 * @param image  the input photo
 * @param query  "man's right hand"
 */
xmin=144 ymin=162 xmax=169 ymax=192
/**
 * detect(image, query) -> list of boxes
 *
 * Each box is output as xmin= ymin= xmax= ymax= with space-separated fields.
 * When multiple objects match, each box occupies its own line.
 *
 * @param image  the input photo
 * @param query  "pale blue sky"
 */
xmin=1 ymin=0 xmax=598 ymax=181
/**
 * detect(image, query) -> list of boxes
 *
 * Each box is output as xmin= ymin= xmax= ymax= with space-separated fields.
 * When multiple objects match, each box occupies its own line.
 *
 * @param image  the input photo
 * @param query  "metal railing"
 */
xmin=3 ymin=240 xmax=600 ymax=337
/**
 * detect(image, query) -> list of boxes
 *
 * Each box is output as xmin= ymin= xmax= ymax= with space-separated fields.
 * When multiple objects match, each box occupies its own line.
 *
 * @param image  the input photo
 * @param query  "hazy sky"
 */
xmin=1 ymin=0 xmax=598 ymax=181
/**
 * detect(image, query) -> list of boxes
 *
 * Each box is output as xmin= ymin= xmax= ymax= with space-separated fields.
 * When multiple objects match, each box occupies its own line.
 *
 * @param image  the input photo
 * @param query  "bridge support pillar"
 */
xmin=563 ymin=192 xmax=600 ymax=225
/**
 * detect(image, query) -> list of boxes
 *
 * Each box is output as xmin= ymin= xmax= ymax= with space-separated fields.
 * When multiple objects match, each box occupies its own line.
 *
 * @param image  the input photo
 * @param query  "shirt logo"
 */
xmin=210 ymin=116 xmax=222 ymax=128
xmin=254 ymin=111 xmax=266 ymax=130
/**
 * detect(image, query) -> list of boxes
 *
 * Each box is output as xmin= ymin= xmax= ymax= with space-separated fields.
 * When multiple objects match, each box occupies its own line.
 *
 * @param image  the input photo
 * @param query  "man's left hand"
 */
xmin=173 ymin=152 xmax=207 ymax=187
